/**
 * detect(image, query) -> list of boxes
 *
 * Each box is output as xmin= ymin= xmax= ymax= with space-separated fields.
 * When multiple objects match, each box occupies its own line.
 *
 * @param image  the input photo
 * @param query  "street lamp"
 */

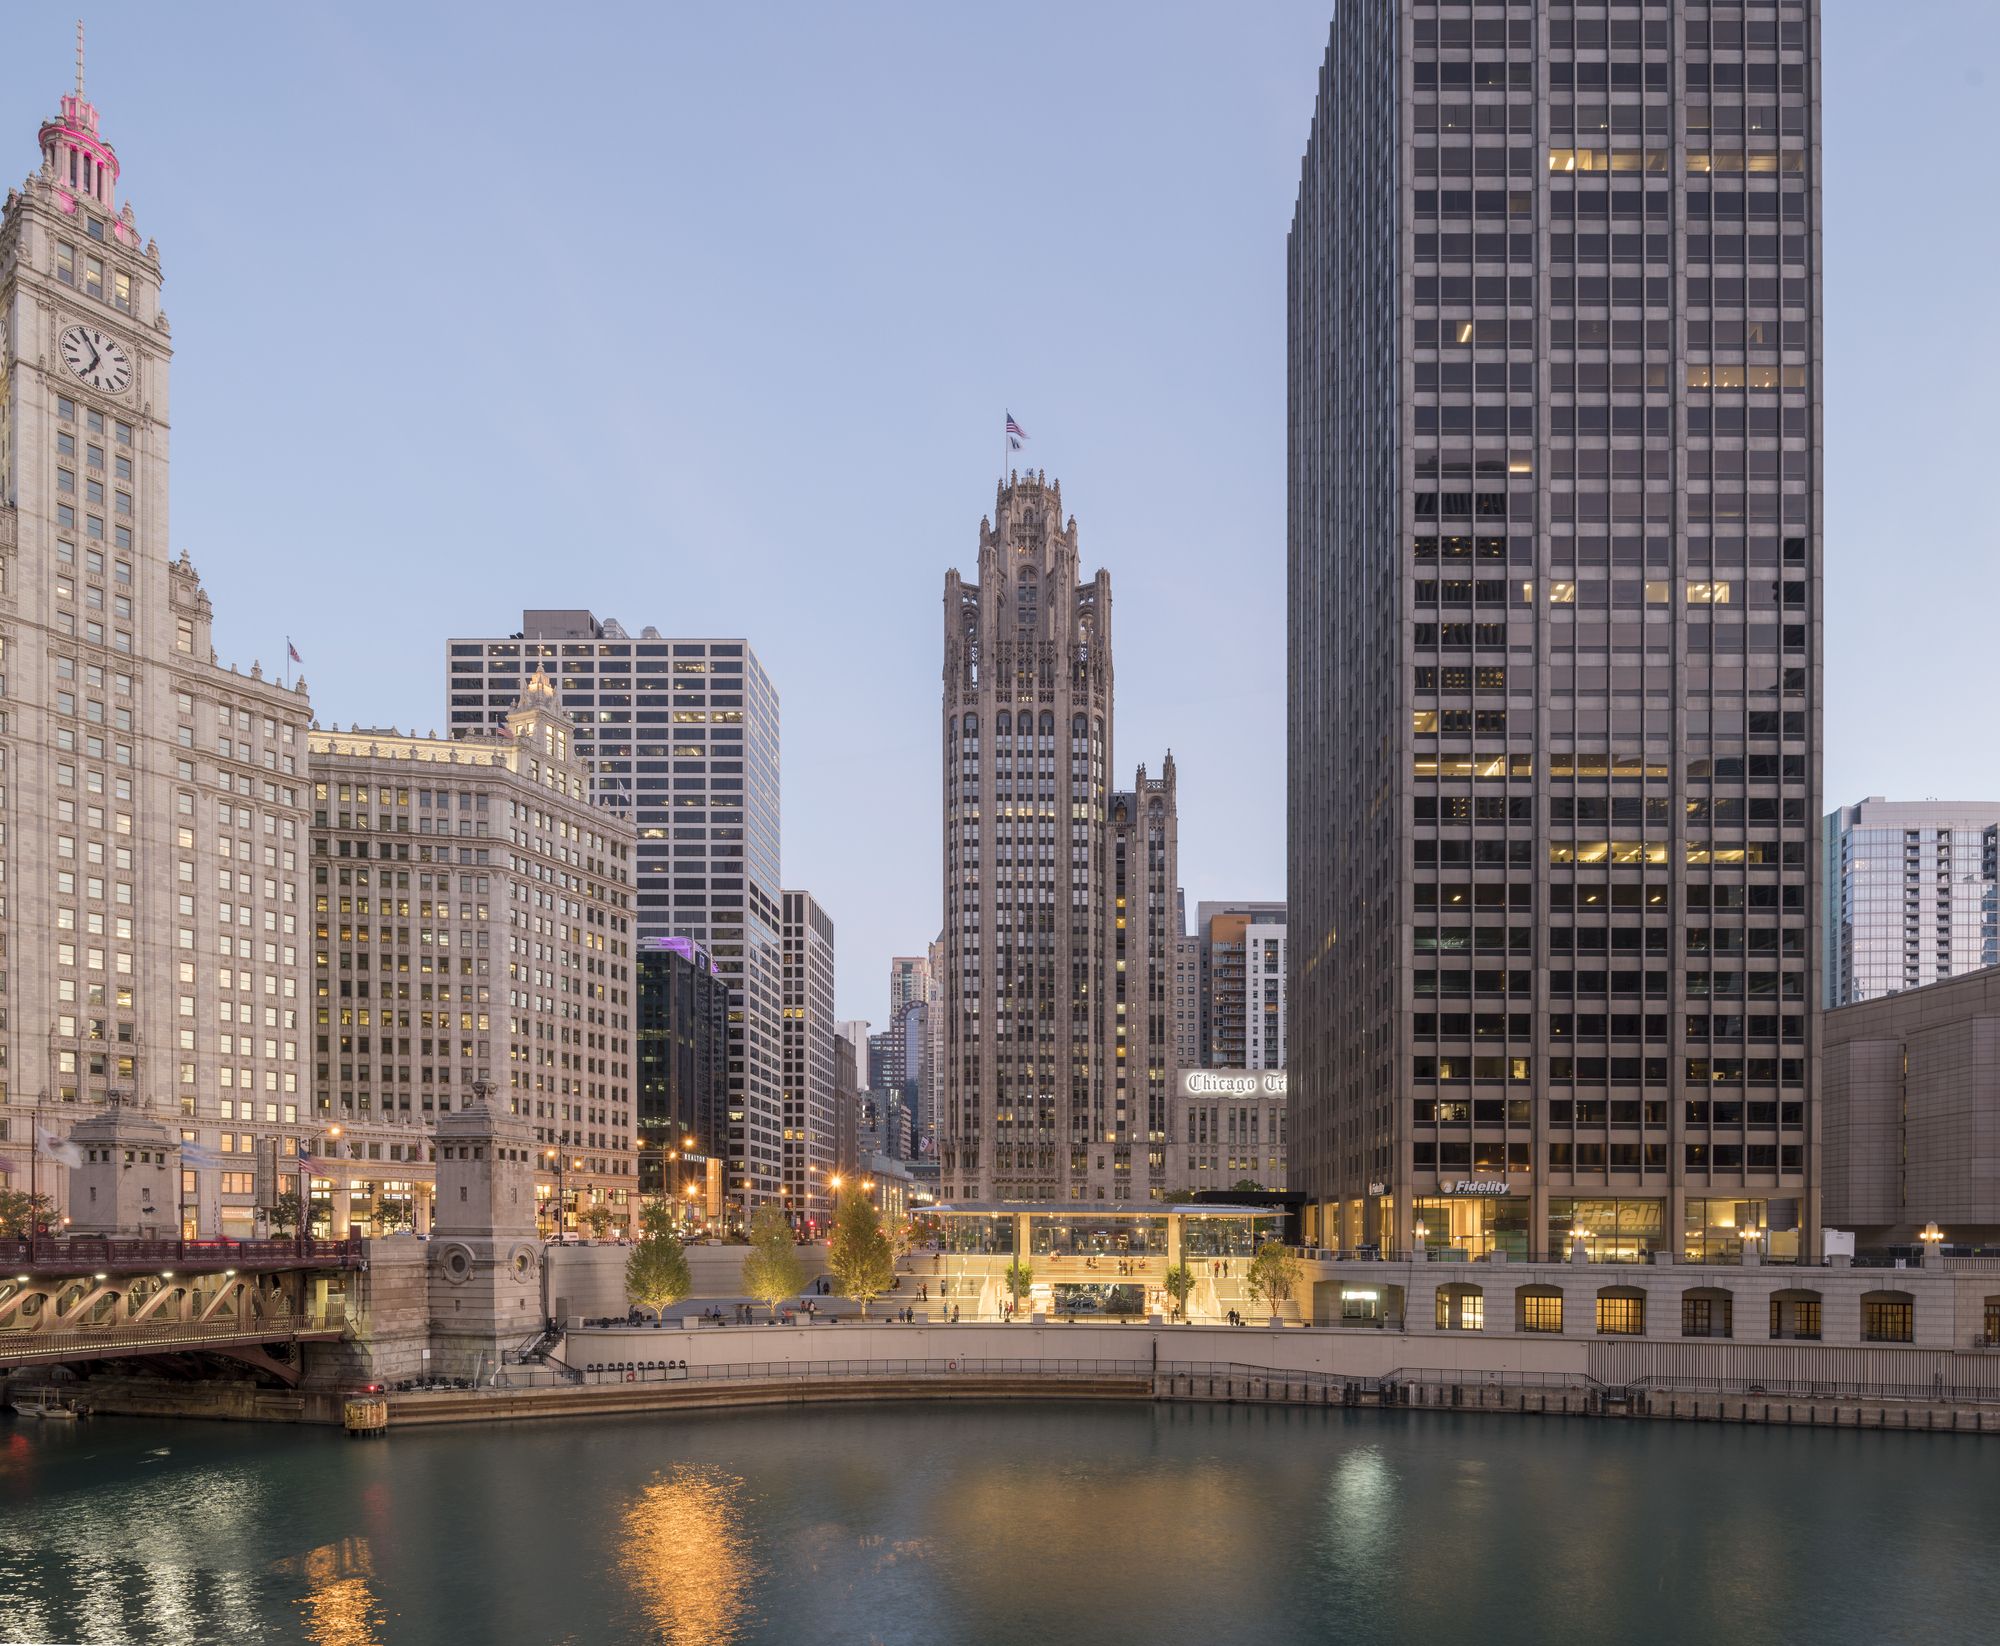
xmin=1920 ymin=1221 xmax=1947 ymax=1261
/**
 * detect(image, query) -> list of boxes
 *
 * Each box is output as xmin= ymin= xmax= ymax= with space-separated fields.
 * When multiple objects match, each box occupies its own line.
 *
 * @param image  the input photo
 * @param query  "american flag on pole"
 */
xmin=1005 ymin=412 xmax=1028 ymax=451
xmin=288 ymin=638 xmax=302 ymax=664
xmin=296 ymin=1140 xmax=335 ymax=1175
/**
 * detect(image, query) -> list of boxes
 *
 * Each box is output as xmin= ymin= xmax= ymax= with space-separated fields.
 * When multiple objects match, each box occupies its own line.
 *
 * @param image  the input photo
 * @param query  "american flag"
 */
xmin=287 ymin=639 xmax=302 ymax=664
xmin=1005 ymin=412 xmax=1028 ymax=451
xmin=295 ymin=1141 xmax=336 ymax=1175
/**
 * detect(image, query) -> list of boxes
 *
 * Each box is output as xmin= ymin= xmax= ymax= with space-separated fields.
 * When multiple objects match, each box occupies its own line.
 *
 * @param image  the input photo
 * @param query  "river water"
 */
xmin=0 ymin=1401 xmax=1991 ymax=1645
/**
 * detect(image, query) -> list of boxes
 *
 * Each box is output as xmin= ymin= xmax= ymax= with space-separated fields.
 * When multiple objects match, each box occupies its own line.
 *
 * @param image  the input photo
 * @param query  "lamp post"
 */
xmin=1919 ymin=1221 xmax=1946 ymax=1264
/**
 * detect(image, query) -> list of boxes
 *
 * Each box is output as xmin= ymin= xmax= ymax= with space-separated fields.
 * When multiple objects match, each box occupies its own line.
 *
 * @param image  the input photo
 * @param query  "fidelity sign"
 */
xmin=1178 ymin=1070 xmax=1288 ymax=1099
xmin=1443 ymin=1179 xmax=1511 ymax=1197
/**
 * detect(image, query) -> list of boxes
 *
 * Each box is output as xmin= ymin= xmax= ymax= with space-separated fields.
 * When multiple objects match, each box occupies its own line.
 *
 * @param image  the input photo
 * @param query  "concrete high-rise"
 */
xmin=445 ymin=611 xmax=783 ymax=1216
xmin=780 ymin=890 xmax=836 ymax=1229
xmin=0 ymin=67 xmax=317 ymax=1233
xmin=1823 ymin=798 xmax=1999 ymax=1007
xmin=939 ymin=473 xmax=1179 ymax=1202
xmin=1288 ymin=4 xmax=1823 ymax=1263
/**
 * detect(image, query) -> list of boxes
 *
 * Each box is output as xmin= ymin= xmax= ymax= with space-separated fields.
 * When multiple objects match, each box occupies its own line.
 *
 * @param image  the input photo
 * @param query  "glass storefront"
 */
xmin=1028 ymin=1215 xmax=1166 ymax=1258
xmin=937 ymin=1214 xmax=1014 ymax=1255
xmin=1182 ymin=1216 xmax=1267 ymax=1258
xmin=1684 ymin=1197 xmax=1801 ymax=1263
xmin=1414 ymin=1195 xmax=1529 ymax=1260
xmin=1549 ymin=1197 xmax=1662 ymax=1262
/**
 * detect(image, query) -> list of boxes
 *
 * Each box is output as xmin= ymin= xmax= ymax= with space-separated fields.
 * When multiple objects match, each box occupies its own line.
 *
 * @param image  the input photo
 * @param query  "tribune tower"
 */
xmin=941 ymin=474 xmax=1179 ymax=1203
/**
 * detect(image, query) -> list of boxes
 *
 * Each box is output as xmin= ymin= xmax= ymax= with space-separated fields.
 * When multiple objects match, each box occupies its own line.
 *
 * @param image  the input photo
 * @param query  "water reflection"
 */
xmin=286 ymin=1537 xmax=388 ymax=1646
xmin=619 ymin=1465 xmax=755 ymax=1645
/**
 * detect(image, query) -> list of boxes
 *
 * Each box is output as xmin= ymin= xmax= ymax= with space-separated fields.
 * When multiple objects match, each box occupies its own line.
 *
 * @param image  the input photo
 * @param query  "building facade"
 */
xmin=1107 ymin=761 xmax=1179 ymax=1199
xmin=780 ymin=889 xmax=836 ymax=1228
xmin=0 ymin=73 xmax=318 ymax=1235
xmin=1288 ymin=4 xmax=1823 ymax=1262
xmin=1824 ymin=968 xmax=2000 ymax=1249
xmin=1823 ymin=798 xmax=2000 ymax=1008
xmin=1245 ymin=921 xmax=1288 ymax=1071
xmin=445 ymin=611 xmax=783 ymax=1216
xmin=1195 ymin=901 xmax=1286 ymax=1069
xmin=940 ymin=473 xmax=1180 ymax=1202
xmin=309 ymin=674 xmax=638 ymax=1235
xmin=1169 ymin=1068 xmax=1289 ymax=1195
xmin=635 ymin=934 xmax=727 ymax=1210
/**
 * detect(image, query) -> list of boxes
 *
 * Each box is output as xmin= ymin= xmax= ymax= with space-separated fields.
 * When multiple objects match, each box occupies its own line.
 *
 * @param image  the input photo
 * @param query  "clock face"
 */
xmin=59 ymin=325 xmax=132 ymax=394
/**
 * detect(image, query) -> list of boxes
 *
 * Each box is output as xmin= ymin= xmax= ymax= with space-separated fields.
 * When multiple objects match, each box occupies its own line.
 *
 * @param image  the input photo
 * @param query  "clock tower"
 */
xmin=0 ymin=42 xmax=318 ymax=1234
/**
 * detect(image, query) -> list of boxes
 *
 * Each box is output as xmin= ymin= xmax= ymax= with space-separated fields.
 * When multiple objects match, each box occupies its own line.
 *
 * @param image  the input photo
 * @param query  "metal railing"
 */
xmin=0 ymin=1236 xmax=365 ymax=1274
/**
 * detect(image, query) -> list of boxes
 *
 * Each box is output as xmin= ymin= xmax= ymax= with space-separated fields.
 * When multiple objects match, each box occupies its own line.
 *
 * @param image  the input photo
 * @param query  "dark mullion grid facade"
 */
xmin=1289 ymin=0 xmax=1821 ymax=1262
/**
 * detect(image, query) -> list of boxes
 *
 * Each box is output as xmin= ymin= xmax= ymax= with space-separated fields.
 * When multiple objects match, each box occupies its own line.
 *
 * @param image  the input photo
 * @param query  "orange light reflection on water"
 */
xmin=619 ymin=1465 xmax=755 ymax=1646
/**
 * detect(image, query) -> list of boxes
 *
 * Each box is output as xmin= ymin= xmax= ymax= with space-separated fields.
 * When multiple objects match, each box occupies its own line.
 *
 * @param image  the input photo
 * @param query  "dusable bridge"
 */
xmin=0 ymin=1236 xmax=364 ymax=1385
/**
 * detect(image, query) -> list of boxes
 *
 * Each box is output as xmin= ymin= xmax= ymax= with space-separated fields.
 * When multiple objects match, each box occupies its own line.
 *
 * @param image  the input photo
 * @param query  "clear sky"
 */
xmin=3 ymin=6 xmax=1989 ymax=1024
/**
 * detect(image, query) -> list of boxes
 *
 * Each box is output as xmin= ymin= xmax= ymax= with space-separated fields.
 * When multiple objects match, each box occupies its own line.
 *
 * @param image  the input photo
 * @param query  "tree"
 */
xmin=1003 ymin=1260 xmax=1035 ymax=1312
xmin=827 ymin=1188 xmax=896 ymax=1317
xmin=0 ymin=1191 xmax=50 ymax=1238
xmin=739 ymin=1204 xmax=805 ymax=1318
xmin=1244 ymin=1240 xmax=1302 ymax=1321
xmin=582 ymin=1204 xmax=616 ymax=1241
xmin=1162 ymin=1264 xmax=1196 ymax=1322
xmin=265 ymin=1191 xmax=326 ymax=1238
xmin=626 ymin=1205 xmax=693 ymax=1320
xmin=374 ymin=1201 xmax=413 ymax=1235
xmin=1232 ymin=1179 xmax=1264 ymax=1195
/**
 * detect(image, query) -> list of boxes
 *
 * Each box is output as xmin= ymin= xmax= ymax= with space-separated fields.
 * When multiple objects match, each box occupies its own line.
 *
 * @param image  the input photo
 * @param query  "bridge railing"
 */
xmin=0 ymin=1235 xmax=365 ymax=1274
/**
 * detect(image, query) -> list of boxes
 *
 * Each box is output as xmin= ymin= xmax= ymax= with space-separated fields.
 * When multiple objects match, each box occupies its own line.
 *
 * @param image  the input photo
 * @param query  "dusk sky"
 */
xmin=4 ymin=5 xmax=1989 ymax=1023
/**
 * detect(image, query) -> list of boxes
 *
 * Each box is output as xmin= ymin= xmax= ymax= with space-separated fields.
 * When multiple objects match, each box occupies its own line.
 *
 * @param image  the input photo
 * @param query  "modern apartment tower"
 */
xmin=1244 ymin=921 xmax=1288 ymax=1071
xmin=940 ymin=473 xmax=1180 ymax=1202
xmin=446 ymin=611 xmax=783 ymax=1215
xmin=1195 ymin=901 xmax=1287 ymax=1069
xmin=0 ymin=69 xmax=318 ymax=1232
xmin=1823 ymin=798 xmax=1999 ymax=1007
xmin=1288 ymin=4 xmax=1823 ymax=1262
xmin=780 ymin=890 xmax=836 ymax=1226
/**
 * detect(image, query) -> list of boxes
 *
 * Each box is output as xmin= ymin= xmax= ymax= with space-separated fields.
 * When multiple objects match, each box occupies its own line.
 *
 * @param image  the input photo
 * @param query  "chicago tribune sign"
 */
xmin=1178 ymin=1070 xmax=1288 ymax=1099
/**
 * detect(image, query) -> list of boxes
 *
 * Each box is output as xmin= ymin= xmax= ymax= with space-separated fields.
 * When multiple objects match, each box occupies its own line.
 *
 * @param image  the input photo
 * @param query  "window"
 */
xmin=113 ymin=270 xmax=132 ymax=312
xmin=176 ymin=618 xmax=194 ymax=656
xmin=55 ymin=241 xmax=75 ymax=284
xmin=1596 ymin=1293 xmax=1644 ymax=1335
xmin=1520 ymin=1292 xmax=1563 ymax=1333
xmin=1863 ymin=1297 xmax=1913 ymax=1344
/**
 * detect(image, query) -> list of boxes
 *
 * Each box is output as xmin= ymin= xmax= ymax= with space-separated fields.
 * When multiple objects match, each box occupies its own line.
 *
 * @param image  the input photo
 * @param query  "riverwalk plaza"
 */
xmin=1287 ymin=4 xmax=1825 ymax=1260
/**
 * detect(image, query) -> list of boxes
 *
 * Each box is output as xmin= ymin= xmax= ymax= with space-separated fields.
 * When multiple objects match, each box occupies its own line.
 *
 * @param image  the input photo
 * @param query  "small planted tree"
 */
xmin=582 ymin=1204 xmax=616 ymax=1241
xmin=1244 ymin=1240 xmax=1302 ymax=1322
xmin=0 ymin=1191 xmax=50 ymax=1238
xmin=739 ymin=1203 xmax=806 ymax=1318
xmin=1162 ymin=1263 xmax=1196 ymax=1322
xmin=266 ymin=1191 xmax=327 ymax=1238
xmin=626 ymin=1203 xmax=694 ymax=1321
xmin=1003 ymin=1260 xmax=1034 ymax=1313
xmin=827 ymin=1187 xmax=896 ymax=1318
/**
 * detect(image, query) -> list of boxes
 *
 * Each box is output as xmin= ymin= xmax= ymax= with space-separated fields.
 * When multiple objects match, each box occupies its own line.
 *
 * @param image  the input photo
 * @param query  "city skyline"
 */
xmin=0 ymin=8 xmax=1989 ymax=1022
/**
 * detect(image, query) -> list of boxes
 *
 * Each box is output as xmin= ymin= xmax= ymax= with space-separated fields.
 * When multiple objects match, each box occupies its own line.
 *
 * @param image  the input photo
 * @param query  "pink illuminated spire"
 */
xmin=38 ymin=19 xmax=120 ymax=210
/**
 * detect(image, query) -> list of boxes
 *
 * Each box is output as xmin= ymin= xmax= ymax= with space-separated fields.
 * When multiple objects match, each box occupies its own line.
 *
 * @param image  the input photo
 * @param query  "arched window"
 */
xmin=1516 ymin=1284 xmax=1563 ymax=1333
xmin=1595 ymin=1286 xmax=1645 ymax=1336
xmin=1680 ymin=1286 xmax=1733 ymax=1340
xmin=1769 ymin=1288 xmax=1821 ymax=1341
xmin=1861 ymin=1289 xmax=1914 ymax=1344
xmin=1434 ymin=1282 xmax=1484 ymax=1331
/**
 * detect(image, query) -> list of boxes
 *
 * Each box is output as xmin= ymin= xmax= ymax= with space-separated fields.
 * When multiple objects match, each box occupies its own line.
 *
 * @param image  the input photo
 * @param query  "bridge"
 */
xmin=0 ymin=1235 xmax=363 ymax=1386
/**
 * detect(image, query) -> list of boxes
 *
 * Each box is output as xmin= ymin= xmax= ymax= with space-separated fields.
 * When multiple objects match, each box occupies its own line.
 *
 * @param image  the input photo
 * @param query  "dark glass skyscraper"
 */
xmin=1288 ymin=2 xmax=1822 ymax=1262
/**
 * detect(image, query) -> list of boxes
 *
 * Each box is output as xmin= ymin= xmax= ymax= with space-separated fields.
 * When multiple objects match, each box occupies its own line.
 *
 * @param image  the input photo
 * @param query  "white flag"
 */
xmin=35 ymin=1125 xmax=82 ymax=1170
